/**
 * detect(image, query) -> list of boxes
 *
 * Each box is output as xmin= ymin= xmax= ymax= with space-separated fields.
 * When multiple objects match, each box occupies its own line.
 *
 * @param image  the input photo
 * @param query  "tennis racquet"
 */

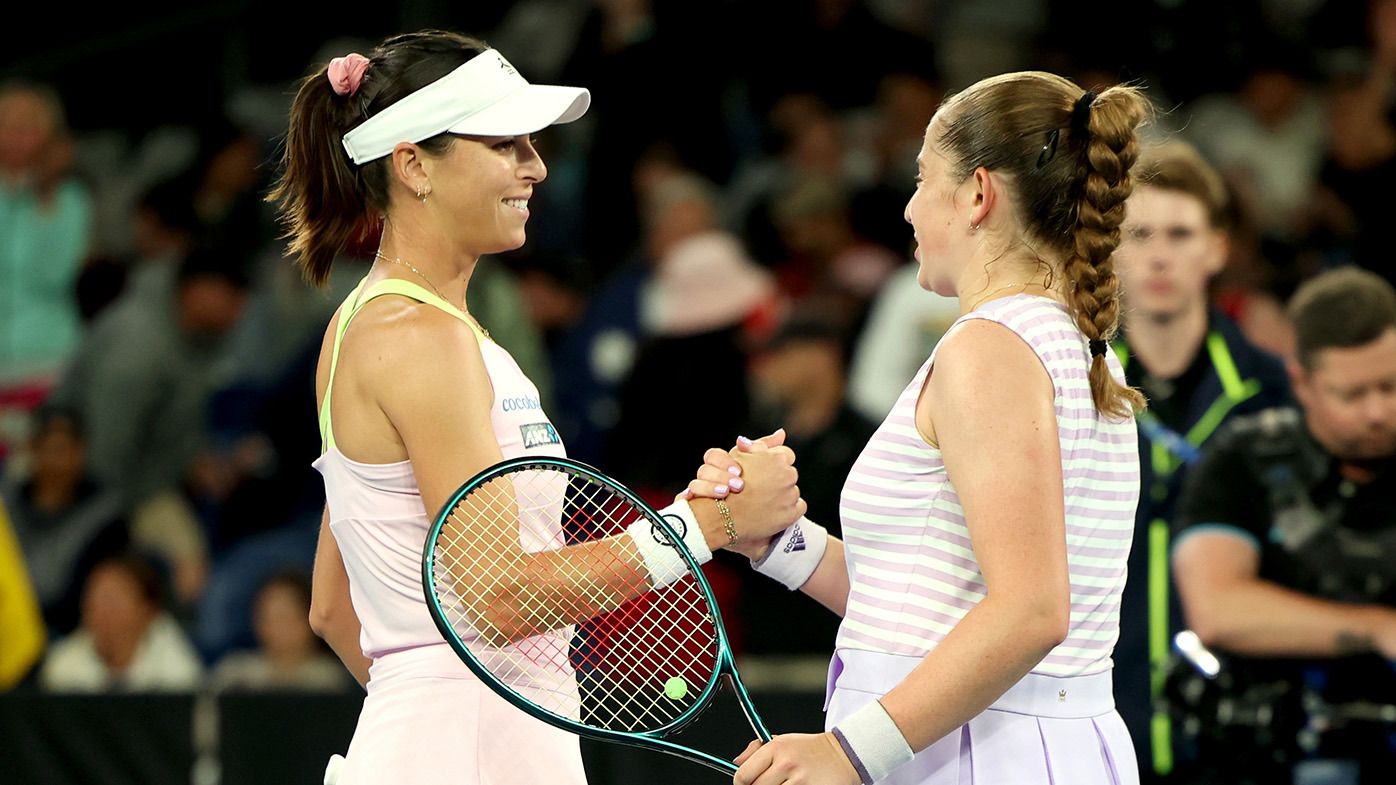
xmin=422 ymin=456 xmax=770 ymax=775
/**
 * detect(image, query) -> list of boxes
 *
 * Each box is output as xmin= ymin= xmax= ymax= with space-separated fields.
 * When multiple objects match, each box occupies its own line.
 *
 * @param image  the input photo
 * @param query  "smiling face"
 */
xmin=418 ymin=133 xmax=547 ymax=257
xmin=904 ymin=122 xmax=975 ymax=296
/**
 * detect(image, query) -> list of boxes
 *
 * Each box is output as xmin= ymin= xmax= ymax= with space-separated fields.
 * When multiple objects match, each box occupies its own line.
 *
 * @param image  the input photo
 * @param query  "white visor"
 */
xmin=340 ymin=49 xmax=590 ymax=165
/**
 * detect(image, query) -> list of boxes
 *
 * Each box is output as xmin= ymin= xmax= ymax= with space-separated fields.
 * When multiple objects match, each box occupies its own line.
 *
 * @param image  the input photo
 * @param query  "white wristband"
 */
xmin=831 ymin=699 xmax=915 ymax=785
xmin=751 ymin=517 xmax=827 ymax=590
xmin=625 ymin=499 xmax=712 ymax=588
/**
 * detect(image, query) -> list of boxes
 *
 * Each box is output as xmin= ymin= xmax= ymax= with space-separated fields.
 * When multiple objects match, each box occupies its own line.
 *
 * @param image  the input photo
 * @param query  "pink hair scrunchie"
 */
xmin=327 ymin=53 xmax=371 ymax=97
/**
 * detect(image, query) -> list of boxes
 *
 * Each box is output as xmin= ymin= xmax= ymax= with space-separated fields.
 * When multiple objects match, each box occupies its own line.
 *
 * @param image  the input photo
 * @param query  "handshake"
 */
xmin=675 ymin=429 xmax=808 ymax=561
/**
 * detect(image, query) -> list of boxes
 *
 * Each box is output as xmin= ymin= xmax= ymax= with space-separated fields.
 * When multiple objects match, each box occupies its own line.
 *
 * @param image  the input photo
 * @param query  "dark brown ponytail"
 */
xmin=266 ymin=31 xmax=489 ymax=286
xmin=266 ymin=66 xmax=369 ymax=286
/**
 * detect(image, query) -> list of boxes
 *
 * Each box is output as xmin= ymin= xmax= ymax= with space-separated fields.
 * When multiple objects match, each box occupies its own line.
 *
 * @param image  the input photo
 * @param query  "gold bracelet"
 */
xmin=714 ymin=499 xmax=739 ymax=545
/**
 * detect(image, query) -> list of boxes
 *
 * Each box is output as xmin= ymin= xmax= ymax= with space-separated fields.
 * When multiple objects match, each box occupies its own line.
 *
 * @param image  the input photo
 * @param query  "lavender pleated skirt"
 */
xmin=825 ymin=649 xmax=1139 ymax=785
xmin=337 ymin=644 xmax=587 ymax=785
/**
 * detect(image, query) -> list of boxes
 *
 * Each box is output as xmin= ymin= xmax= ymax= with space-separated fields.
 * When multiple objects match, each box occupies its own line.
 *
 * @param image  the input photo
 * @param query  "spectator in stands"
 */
xmin=1318 ymin=0 xmax=1396 ymax=286
xmin=552 ymin=170 xmax=724 ymax=465
xmin=0 ymin=81 xmax=92 ymax=462
xmin=40 ymin=553 xmax=203 ymax=692
xmin=3 ymin=406 xmax=125 ymax=635
xmin=211 ymin=571 xmax=348 ymax=692
xmin=1186 ymin=42 xmax=1326 ymax=254
xmin=770 ymin=175 xmax=900 ymax=324
xmin=124 ymin=175 xmax=201 ymax=306
xmin=846 ymin=262 xmax=959 ymax=421
xmin=605 ymin=228 xmax=774 ymax=493
xmin=49 ymin=246 xmax=251 ymax=605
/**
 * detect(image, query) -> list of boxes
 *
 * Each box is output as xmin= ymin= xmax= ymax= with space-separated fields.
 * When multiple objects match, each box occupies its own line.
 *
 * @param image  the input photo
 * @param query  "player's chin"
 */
xmin=487 ymin=232 xmax=528 ymax=255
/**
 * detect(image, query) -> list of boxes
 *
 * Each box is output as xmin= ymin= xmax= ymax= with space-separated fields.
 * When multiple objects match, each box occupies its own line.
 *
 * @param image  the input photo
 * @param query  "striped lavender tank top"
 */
xmin=836 ymin=294 xmax=1140 ymax=676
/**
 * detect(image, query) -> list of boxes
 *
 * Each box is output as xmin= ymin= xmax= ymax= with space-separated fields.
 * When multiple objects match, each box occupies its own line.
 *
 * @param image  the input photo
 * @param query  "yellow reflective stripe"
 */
xmin=1147 ymin=518 xmax=1171 ymax=694
xmin=1184 ymin=378 xmax=1261 ymax=450
xmin=1206 ymin=332 xmax=1245 ymax=399
xmin=1151 ymin=712 xmax=1174 ymax=774
xmin=1140 ymin=332 xmax=1263 ymax=477
xmin=1150 ymin=437 xmax=1175 ymax=480
xmin=1149 ymin=518 xmax=1173 ymax=775
xmin=1131 ymin=331 xmax=1259 ymax=775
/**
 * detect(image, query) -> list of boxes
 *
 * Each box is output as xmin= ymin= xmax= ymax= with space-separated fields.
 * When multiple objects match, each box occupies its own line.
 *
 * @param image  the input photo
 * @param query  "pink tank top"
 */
xmin=837 ymin=294 xmax=1140 ymax=677
xmin=313 ymin=277 xmax=567 ymax=659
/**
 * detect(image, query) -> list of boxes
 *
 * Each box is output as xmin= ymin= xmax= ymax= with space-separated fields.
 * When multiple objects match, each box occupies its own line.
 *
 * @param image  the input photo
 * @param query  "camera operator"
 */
xmin=1171 ymin=267 xmax=1396 ymax=784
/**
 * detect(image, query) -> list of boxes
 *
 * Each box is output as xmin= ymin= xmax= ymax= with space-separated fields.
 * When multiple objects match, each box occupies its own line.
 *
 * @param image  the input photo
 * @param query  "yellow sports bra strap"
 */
xmin=319 ymin=279 xmax=368 ymax=452
xmin=318 ymin=277 xmax=488 ymax=453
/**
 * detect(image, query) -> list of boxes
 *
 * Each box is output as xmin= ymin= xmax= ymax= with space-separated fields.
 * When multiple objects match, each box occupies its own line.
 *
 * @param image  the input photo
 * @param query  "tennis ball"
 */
xmin=663 ymin=676 xmax=688 ymax=700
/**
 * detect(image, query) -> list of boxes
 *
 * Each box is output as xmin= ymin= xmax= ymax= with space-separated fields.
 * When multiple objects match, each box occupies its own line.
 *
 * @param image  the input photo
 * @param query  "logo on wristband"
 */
xmin=785 ymin=523 xmax=807 ymax=553
xmin=653 ymin=514 xmax=688 ymax=548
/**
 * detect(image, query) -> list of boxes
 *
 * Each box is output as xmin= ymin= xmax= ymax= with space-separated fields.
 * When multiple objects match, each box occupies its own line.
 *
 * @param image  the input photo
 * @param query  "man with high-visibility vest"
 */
xmin=1110 ymin=140 xmax=1293 ymax=782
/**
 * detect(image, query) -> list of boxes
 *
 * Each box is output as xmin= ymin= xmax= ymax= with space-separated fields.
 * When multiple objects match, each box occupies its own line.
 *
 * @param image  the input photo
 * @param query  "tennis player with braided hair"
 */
xmin=268 ymin=30 xmax=804 ymax=785
xmin=698 ymin=74 xmax=1148 ymax=784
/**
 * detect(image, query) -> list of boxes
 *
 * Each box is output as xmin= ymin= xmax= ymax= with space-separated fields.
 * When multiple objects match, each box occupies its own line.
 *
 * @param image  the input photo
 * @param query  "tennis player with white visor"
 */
xmin=266 ymin=30 xmax=806 ymax=785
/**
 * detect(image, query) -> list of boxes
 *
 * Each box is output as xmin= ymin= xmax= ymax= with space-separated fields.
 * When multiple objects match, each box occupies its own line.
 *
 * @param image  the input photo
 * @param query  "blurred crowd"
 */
xmin=1 ymin=0 xmax=1394 ymax=779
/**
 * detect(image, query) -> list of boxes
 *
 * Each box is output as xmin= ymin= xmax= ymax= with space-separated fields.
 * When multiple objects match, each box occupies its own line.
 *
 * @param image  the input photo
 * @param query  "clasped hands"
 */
xmin=679 ymin=429 xmax=805 ymax=558
xmin=679 ymin=431 xmax=859 ymax=785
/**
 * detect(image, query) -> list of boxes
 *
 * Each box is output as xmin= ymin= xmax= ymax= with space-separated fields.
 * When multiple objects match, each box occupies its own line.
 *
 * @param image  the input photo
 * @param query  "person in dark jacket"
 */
xmin=1109 ymin=141 xmax=1293 ymax=781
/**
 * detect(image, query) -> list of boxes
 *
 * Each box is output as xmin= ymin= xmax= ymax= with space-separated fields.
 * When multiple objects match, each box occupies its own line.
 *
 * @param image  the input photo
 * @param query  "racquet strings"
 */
xmin=431 ymin=466 xmax=720 ymax=733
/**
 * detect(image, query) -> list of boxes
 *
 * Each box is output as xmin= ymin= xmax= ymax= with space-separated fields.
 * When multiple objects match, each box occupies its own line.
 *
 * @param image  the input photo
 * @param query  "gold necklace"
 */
xmin=373 ymin=251 xmax=491 ymax=340
xmin=964 ymin=281 xmax=1053 ymax=312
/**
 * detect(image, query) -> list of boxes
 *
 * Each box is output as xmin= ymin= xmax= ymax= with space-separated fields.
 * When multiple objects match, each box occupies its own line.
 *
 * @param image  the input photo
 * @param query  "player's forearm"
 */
xmin=310 ymin=509 xmax=370 ymax=687
xmin=466 ymin=537 xmax=652 ymax=645
xmin=319 ymin=617 xmax=371 ymax=688
xmin=798 ymin=536 xmax=849 ymax=616
xmin=308 ymin=565 xmax=371 ymax=688
xmin=1181 ymin=577 xmax=1391 ymax=658
xmin=877 ymin=594 xmax=1066 ymax=752
xmin=462 ymin=499 xmax=726 ymax=645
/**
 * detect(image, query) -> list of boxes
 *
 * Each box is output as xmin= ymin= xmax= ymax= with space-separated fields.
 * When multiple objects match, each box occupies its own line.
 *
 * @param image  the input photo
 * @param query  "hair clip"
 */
xmin=1036 ymin=129 xmax=1061 ymax=168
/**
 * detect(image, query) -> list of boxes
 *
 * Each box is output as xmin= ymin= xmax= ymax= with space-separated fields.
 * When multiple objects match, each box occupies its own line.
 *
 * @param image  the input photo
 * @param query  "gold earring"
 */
xmin=417 ymin=185 xmax=428 ymax=203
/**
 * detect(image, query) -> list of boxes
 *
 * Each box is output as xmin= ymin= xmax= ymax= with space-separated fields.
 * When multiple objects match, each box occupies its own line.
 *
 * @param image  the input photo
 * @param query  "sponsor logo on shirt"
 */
xmin=520 ymin=422 xmax=561 ymax=449
xmin=502 ymin=395 xmax=543 ymax=412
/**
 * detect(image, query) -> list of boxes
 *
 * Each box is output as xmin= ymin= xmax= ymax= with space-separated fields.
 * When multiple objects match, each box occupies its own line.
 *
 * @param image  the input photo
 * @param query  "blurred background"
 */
xmin=0 ymin=0 xmax=1391 ymax=783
